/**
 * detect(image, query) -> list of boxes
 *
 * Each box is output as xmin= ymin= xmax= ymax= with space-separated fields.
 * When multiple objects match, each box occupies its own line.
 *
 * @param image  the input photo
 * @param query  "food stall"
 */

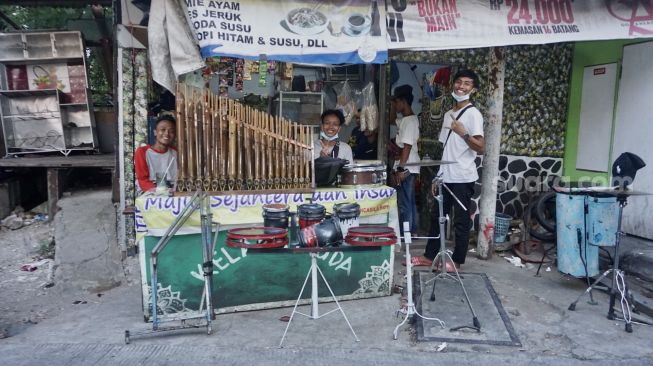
xmin=134 ymin=1 xmax=394 ymax=319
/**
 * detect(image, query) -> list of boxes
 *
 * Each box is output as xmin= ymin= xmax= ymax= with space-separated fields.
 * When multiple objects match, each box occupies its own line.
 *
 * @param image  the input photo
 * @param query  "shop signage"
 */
xmin=388 ymin=0 xmax=653 ymax=50
xmin=135 ymin=187 xmax=397 ymax=234
xmin=184 ymin=0 xmax=388 ymax=64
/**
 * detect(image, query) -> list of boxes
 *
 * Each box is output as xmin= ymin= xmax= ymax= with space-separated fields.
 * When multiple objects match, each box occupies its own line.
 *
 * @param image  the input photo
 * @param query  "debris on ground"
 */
xmin=20 ymin=259 xmax=51 ymax=272
xmin=435 ymin=342 xmax=448 ymax=352
xmin=504 ymin=256 xmax=525 ymax=268
xmin=2 ymin=214 xmax=24 ymax=230
xmin=1 ymin=204 xmax=49 ymax=230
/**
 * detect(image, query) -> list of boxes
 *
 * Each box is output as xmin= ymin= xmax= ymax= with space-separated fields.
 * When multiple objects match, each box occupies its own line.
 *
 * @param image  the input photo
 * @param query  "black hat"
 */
xmin=611 ymin=152 xmax=646 ymax=188
xmin=392 ymin=84 xmax=413 ymax=105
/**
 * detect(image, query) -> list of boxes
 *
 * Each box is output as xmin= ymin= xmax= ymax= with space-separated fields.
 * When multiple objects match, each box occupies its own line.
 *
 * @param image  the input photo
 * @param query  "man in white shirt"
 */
xmin=415 ymin=69 xmax=485 ymax=270
xmin=389 ymin=84 xmax=420 ymax=234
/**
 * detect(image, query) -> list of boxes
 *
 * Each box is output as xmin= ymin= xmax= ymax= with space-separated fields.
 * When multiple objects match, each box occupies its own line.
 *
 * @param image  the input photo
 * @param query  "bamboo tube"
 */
xmin=281 ymin=118 xmax=288 ymax=188
xmin=175 ymin=84 xmax=186 ymax=190
xmin=201 ymin=90 xmax=210 ymax=191
xmin=256 ymin=110 xmax=264 ymax=188
xmin=204 ymin=91 xmax=212 ymax=180
xmin=292 ymin=122 xmax=299 ymax=188
xmin=244 ymin=113 xmax=253 ymax=190
xmin=187 ymin=89 xmax=196 ymax=189
xmin=195 ymin=95 xmax=203 ymax=191
xmin=266 ymin=114 xmax=274 ymax=189
xmin=228 ymin=101 xmax=236 ymax=190
xmin=236 ymin=103 xmax=244 ymax=190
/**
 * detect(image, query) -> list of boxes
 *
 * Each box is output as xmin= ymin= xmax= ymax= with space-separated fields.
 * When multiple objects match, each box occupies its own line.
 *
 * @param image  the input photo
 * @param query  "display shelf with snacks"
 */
xmin=0 ymin=31 xmax=97 ymax=156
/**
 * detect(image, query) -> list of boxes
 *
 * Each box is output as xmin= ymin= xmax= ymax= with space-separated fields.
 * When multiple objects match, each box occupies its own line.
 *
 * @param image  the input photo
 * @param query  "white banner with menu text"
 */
xmin=386 ymin=0 xmax=653 ymax=50
xmin=181 ymin=0 xmax=653 ymax=64
xmin=184 ymin=0 xmax=388 ymax=64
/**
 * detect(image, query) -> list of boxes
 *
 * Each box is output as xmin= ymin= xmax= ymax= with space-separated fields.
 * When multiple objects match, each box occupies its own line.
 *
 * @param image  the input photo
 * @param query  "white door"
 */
xmin=611 ymin=41 xmax=653 ymax=239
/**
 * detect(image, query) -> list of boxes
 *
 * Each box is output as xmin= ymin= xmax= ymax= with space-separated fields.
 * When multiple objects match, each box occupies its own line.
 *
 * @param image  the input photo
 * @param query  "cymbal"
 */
xmin=402 ymin=159 xmax=455 ymax=167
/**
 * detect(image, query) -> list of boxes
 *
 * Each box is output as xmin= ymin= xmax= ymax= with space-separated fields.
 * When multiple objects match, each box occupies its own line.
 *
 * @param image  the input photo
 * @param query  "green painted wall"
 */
xmin=563 ymin=39 xmax=652 ymax=182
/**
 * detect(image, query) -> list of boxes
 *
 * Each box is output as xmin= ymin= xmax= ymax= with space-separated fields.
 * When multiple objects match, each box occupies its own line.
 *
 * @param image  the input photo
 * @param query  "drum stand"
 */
xmin=425 ymin=177 xmax=480 ymax=332
xmin=279 ymin=250 xmax=359 ymax=347
xmin=125 ymin=189 xmax=218 ymax=344
xmin=393 ymin=222 xmax=445 ymax=340
xmin=568 ymin=194 xmax=652 ymax=333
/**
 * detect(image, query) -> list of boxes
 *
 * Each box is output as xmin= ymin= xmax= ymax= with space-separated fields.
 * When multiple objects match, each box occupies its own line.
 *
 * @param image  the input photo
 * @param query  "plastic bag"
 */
xmin=360 ymin=82 xmax=378 ymax=132
xmin=334 ymin=80 xmax=358 ymax=125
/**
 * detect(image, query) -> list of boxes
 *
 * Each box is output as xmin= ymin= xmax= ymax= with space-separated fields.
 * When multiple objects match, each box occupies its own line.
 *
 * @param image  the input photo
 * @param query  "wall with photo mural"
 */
xmin=392 ymin=43 xmax=572 ymax=232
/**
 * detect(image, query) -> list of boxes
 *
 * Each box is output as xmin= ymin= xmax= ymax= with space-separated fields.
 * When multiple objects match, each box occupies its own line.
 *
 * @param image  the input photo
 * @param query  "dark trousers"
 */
xmin=425 ymin=182 xmax=475 ymax=264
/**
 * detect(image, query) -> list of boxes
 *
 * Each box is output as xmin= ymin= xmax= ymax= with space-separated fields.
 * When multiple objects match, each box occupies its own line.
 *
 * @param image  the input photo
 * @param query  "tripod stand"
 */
xmin=568 ymin=192 xmax=652 ymax=333
xmin=424 ymin=176 xmax=481 ymax=332
xmin=125 ymin=189 xmax=218 ymax=343
xmin=280 ymin=249 xmax=360 ymax=347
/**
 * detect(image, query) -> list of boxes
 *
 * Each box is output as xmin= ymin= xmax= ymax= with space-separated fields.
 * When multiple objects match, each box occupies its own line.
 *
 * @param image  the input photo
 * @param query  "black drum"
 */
xmin=333 ymin=202 xmax=361 ymax=238
xmin=262 ymin=203 xmax=290 ymax=230
xmin=298 ymin=217 xmax=343 ymax=248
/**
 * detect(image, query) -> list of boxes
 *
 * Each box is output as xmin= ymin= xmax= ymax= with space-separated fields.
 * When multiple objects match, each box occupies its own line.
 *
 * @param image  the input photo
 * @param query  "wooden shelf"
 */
xmin=0 ymin=89 xmax=58 ymax=97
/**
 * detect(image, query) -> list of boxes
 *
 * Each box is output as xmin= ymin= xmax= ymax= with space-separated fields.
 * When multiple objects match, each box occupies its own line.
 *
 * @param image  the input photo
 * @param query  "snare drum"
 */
xmin=345 ymin=226 xmax=397 ymax=247
xmin=338 ymin=161 xmax=387 ymax=188
xmin=226 ymin=227 xmax=288 ymax=249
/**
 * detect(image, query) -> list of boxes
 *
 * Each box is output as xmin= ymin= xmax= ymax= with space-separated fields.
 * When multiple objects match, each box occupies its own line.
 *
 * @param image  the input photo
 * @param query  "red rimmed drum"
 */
xmin=345 ymin=226 xmax=397 ymax=247
xmin=298 ymin=217 xmax=343 ymax=248
xmin=298 ymin=203 xmax=326 ymax=229
xmin=226 ymin=227 xmax=288 ymax=249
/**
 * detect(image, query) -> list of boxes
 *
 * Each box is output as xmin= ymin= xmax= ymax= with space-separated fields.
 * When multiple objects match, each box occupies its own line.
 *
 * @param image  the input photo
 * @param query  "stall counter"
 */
xmin=135 ymin=186 xmax=399 ymax=319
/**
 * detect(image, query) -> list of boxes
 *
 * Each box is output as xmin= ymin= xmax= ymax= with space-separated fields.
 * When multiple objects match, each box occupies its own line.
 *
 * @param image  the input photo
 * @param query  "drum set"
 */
xmin=223 ymin=198 xmax=399 ymax=347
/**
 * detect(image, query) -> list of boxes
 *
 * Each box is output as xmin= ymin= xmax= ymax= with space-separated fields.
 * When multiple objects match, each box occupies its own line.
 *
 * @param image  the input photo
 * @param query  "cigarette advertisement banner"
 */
xmin=184 ymin=0 xmax=388 ymax=64
xmin=387 ymin=0 xmax=653 ymax=50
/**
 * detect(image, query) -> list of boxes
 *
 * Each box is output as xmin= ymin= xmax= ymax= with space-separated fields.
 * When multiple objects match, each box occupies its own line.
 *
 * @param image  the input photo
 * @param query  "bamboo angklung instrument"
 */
xmin=175 ymin=84 xmax=186 ymax=190
xmin=174 ymin=83 xmax=313 ymax=192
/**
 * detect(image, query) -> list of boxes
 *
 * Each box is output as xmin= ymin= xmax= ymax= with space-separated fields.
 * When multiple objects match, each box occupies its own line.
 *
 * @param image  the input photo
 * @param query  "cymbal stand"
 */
xmin=423 ymin=176 xmax=481 ymax=332
xmin=568 ymin=194 xmax=652 ymax=332
xmin=393 ymin=221 xmax=445 ymax=340
xmin=125 ymin=189 xmax=219 ymax=344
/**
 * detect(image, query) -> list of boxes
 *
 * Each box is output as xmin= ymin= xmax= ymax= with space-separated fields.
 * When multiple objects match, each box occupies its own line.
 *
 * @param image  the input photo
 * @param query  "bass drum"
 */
xmin=337 ymin=161 xmax=387 ymax=188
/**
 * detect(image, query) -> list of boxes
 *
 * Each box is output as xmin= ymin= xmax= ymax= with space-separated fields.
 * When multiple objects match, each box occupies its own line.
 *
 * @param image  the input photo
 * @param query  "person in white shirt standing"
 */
xmin=389 ymin=84 xmax=420 ymax=235
xmin=414 ymin=69 xmax=485 ymax=270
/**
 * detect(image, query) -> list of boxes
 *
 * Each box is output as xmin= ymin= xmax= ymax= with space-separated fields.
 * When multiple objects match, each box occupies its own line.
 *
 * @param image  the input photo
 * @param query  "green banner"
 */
xmin=140 ymin=232 xmax=393 ymax=319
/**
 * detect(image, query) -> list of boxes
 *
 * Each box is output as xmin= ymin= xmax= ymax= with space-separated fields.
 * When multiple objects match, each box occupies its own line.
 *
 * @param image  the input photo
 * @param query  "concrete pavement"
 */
xmin=1 ymin=241 xmax=653 ymax=365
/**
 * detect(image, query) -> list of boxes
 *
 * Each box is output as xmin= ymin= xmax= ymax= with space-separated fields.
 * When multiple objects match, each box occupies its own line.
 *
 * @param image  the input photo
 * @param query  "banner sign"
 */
xmin=135 ymin=186 xmax=398 ymax=234
xmin=387 ymin=0 xmax=653 ymax=50
xmin=184 ymin=0 xmax=388 ymax=64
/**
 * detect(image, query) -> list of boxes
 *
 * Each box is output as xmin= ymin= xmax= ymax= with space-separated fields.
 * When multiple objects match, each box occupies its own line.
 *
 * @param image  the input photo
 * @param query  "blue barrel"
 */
xmin=556 ymin=192 xmax=598 ymax=277
xmin=587 ymin=195 xmax=618 ymax=247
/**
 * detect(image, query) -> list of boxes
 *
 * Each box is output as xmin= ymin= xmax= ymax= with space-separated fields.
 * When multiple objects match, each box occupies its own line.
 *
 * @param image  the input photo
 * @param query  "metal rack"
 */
xmin=0 ymin=31 xmax=98 ymax=156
